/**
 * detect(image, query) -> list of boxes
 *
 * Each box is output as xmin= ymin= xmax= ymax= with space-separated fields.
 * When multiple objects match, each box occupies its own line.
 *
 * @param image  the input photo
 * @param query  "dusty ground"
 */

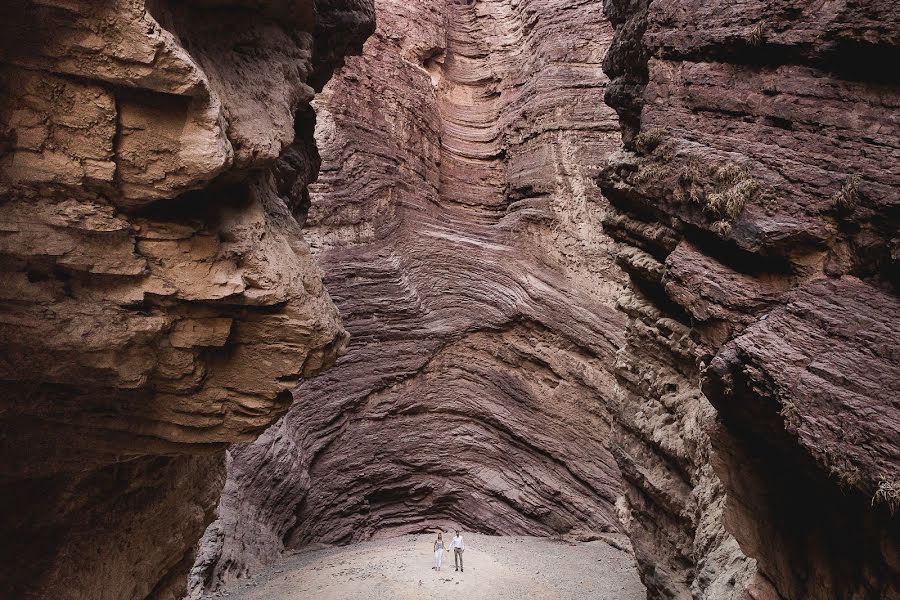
xmin=208 ymin=533 xmax=646 ymax=599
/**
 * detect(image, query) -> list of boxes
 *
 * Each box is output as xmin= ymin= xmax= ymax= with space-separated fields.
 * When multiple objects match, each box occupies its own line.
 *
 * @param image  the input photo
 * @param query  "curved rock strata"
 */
xmin=191 ymin=0 xmax=631 ymax=592
xmin=0 ymin=1 xmax=373 ymax=598
xmin=600 ymin=0 xmax=900 ymax=598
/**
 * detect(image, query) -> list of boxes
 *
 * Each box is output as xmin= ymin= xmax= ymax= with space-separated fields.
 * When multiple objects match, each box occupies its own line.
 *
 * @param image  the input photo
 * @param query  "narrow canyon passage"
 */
xmin=1 ymin=1 xmax=898 ymax=600
xmin=191 ymin=0 xmax=632 ymax=593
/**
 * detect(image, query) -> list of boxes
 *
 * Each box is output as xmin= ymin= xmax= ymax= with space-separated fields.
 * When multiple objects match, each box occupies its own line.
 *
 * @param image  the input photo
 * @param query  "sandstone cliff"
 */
xmin=600 ymin=0 xmax=900 ymax=598
xmin=0 ymin=1 xmax=373 ymax=598
xmin=191 ymin=0 xmax=631 ymax=592
xmin=6 ymin=1 xmax=897 ymax=598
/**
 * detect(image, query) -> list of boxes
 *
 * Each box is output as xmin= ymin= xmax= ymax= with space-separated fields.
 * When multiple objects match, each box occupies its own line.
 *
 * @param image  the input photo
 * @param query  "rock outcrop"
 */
xmin=0 ymin=1 xmax=373 ymax=598
xmin=600 ymin=0 xmax=900 ymax=598
xmin=191 ymin=0 xmax=630 ymax=593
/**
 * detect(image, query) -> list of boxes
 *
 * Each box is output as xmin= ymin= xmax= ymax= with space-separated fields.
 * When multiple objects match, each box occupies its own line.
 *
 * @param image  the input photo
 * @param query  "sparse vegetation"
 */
xmin=831 ymin=175 xmax=861 ymax=213
xmin=633 ymin=163 xmax=672 ymax=186
xmin=712 ymin=163 xmax=748 ymax=186
xmin=706 ymin=176 xmax=759 ymax=220
xmin=821 ymin=447 xmax=863 ymax=489
xmin=630 ymin=131 xmax=759 ymax=230
xmin=629 ymin=128 xmax=677 ymax=188
xmin=873 ymin=478 xmax=900 ymax=515
xmin=712 ymin=220 xmax=732 ymax=237
xmin=673 ymin=159 xmax=759 ymax=222
xmin=748 ymin=22 xmax=765 ymax=46
xmin=778 ymin=400 xmax=800 ymax=430
xmin=679 ymin=159 xmax=704 ymax=185
xmin=633 ymin=128 xmax=670 ymax=156
xmin=674 ymin=159 xmax=705 ymax=204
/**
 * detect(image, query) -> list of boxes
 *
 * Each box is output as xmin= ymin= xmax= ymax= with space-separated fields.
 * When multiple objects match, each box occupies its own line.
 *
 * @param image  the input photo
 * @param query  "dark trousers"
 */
xmin=454 ymin=548 xmax=464 ymax=569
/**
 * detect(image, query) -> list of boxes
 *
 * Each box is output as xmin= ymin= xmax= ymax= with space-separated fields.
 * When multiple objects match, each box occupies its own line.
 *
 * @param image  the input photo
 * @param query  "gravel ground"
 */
xmin=209 ymin=533 xmax=646 ymax=600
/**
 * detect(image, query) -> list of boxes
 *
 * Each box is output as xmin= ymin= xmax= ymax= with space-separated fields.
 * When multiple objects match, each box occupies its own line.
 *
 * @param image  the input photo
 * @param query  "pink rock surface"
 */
xmin=191 ymin=0 xmax=630 ymax=593
xmin=600 ymin=0 xmax=900 ymax=598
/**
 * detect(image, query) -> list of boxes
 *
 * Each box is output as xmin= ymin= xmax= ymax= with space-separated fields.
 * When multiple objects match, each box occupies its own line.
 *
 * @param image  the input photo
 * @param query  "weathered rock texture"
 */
xmin=191 ymin=0 xmax=630 ymax=593
xmin=0 ymin=1 xmax=373 ymax=598
xmin=600 ymin=0 xmax=900 ymax=598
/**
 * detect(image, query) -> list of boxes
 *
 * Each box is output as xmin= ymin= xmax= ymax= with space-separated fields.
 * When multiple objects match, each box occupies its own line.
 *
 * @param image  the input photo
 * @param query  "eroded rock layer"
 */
xmin=600 ymin=1 xmax=900 ymax=598
xmin=191 ymin=0 xmax=630 ymax=592
xmin=0 ymin=1 xmax=373 ymax=598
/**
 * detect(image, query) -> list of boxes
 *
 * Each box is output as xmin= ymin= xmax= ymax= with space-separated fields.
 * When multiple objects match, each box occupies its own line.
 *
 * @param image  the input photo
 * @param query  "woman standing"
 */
xmin=433 ymin=532 xmax=445 ymax=571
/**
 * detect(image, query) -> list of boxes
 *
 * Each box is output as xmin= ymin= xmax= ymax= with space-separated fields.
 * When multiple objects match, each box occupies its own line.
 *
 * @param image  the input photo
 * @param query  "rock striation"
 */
xmin=0 ymin=1 xmax=373 ymax=598
xmin=600 ymin=0 xmax=900 ymax=598
xmin=191 ymin=0 xmax=631 ymax=593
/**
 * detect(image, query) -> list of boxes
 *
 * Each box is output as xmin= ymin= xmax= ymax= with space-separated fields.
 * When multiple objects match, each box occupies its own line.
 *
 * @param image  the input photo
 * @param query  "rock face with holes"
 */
xmin=600 ymin=0 xmax=900 ymax=598
xmin=0 ymin=1 xmax=373 ymax=598
xmin=189 ymin=0 xmax=630 ymax=593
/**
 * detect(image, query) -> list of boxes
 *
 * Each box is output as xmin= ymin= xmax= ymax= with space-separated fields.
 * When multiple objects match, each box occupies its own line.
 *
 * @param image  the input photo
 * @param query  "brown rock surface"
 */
xmin=0 ymin=1 xmax=373 ymax=598
xmin=190 ymin=0 xmax=631 ymax=593
xmin=601 ymin=0 xmax=900 ymax=598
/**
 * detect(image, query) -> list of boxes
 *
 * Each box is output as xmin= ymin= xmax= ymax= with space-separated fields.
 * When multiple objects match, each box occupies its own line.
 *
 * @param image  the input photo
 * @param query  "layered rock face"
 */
xmin=0 ymin=1 xmax=373 ymax=598
xmin=600 ymin=1 xmax=900 ymax=599
xmin=191 ymin=0 xmax=630 ymax=592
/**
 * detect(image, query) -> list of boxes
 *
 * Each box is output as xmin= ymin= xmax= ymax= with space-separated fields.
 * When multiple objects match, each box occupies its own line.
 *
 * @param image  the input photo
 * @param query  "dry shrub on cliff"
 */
xmin=874 ymin=478 xmax=900 ymax=515
xmin=747 ymin=23 xmax=766 ymax=46
xmin=631 ymin=128 xmax=677 ymax=187
xmin=712 ymin=220 xmax=732 ymax=237
xmin=634 ymin=128 xmax=670 ymax=155
xmin=778 ymin=400 xmax=801 ymax=430
xmin=831 ymin=175 xmax=861 ymax=213
xmin=712 ymin=163 xmax=747 ymax=186
xmin=634 ymin=163 xmax=671 ymax=186
xmin=707 ymin=178 xmax=758 ymax=219
xmin=674 ymin=159 xmax=704 ymax=203
xmin=822 ymin=447 xmax=864 ymax=490
xmin=706 ymin=164 xmax=759 ymax=220
xmin=675 ymin=159 xmax=758 ymax=221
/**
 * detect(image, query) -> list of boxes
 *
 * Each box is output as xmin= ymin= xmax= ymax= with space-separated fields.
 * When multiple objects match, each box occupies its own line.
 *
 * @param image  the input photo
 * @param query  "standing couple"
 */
xmin=432 ymin=530 xmax=464 ymax=572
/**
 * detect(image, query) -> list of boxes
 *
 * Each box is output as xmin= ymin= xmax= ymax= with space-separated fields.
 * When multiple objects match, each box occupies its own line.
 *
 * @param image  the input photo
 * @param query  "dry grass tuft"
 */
xmin=873 ymin=478 xmax=900 ymax=515
xmin=679 ymin=159 xmax=704 ymax=185
xmin=712 ymin=220 xmax=733 ymax=237
xmin=674 ymin=159 xmax=705 ymax=204
xmin=748 ymin=23 xmax=765 ymax=46
xmin=634 ymin=128 xmax=670 ymax=156
xmin=832 ymin=175 xmax=861 ymax=213
xmin=673 ymin=159 xmax=758 ymax=221
xmin=633 ymin=163 xmax=672 ymax=186
xmin=712 ymin=163 xmax=748 ymax=187
xmin=778 ymin=400 xmax=801 ymax=430
xmin=707 ymin=177 xmax=759 ymax=220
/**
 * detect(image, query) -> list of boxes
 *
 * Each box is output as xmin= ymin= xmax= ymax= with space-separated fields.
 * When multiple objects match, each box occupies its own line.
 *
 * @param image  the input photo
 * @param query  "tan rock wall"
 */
xmin=0 ymin=1 xmax=374 ymax=598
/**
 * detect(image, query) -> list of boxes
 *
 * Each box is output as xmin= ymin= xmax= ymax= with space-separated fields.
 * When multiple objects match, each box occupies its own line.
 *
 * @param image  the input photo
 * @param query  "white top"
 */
xmin=449 ymin=535 xmax=464 ymax=550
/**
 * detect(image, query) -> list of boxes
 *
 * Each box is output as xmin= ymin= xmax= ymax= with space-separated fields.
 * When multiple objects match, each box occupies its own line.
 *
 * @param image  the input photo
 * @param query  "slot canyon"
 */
xmin=0 ymin=1 xmax=897 ymax=599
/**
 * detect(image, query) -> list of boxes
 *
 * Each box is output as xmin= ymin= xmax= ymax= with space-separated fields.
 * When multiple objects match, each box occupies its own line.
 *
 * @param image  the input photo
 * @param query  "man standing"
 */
xmin=449 ymin=530 xmax=465 ymax=572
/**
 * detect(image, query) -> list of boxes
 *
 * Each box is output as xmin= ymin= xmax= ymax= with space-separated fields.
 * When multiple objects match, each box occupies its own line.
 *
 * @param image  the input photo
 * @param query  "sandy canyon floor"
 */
xmin=207 ymin=533 xmax=647 ymax=600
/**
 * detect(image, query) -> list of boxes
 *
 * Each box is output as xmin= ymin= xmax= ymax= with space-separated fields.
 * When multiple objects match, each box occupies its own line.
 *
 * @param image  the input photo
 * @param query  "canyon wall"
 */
xmin=600 ymin=0 xmax=900 ymax=598
xmin=0 ymin=1 xmax=373 ymax=598
xmin=191 ymin=0 xmax=631 ymax=593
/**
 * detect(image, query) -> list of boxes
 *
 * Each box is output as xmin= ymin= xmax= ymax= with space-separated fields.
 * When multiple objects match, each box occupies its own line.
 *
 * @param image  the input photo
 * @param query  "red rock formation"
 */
xmin=0 ymin=1 xmax=373 ymax=598
xmin=600 ymin=0 xmax=900 ymax=598
xmin=190 ymin=0 xmax=630 ymax=592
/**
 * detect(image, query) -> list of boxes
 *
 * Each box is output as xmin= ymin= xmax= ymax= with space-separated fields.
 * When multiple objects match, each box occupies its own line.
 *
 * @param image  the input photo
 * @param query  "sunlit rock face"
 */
xmin=600 ymin=0 xmax=900 ymax=598
xmin=0 ymin=1 xmax=373 ymax=598
xmin=190 ymin=0 xmax=630 ymax=593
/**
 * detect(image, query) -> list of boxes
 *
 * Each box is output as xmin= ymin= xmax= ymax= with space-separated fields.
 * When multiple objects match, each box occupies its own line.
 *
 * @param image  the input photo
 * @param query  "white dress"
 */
xmin=434 ymin=541 xmax=444 ymax=568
